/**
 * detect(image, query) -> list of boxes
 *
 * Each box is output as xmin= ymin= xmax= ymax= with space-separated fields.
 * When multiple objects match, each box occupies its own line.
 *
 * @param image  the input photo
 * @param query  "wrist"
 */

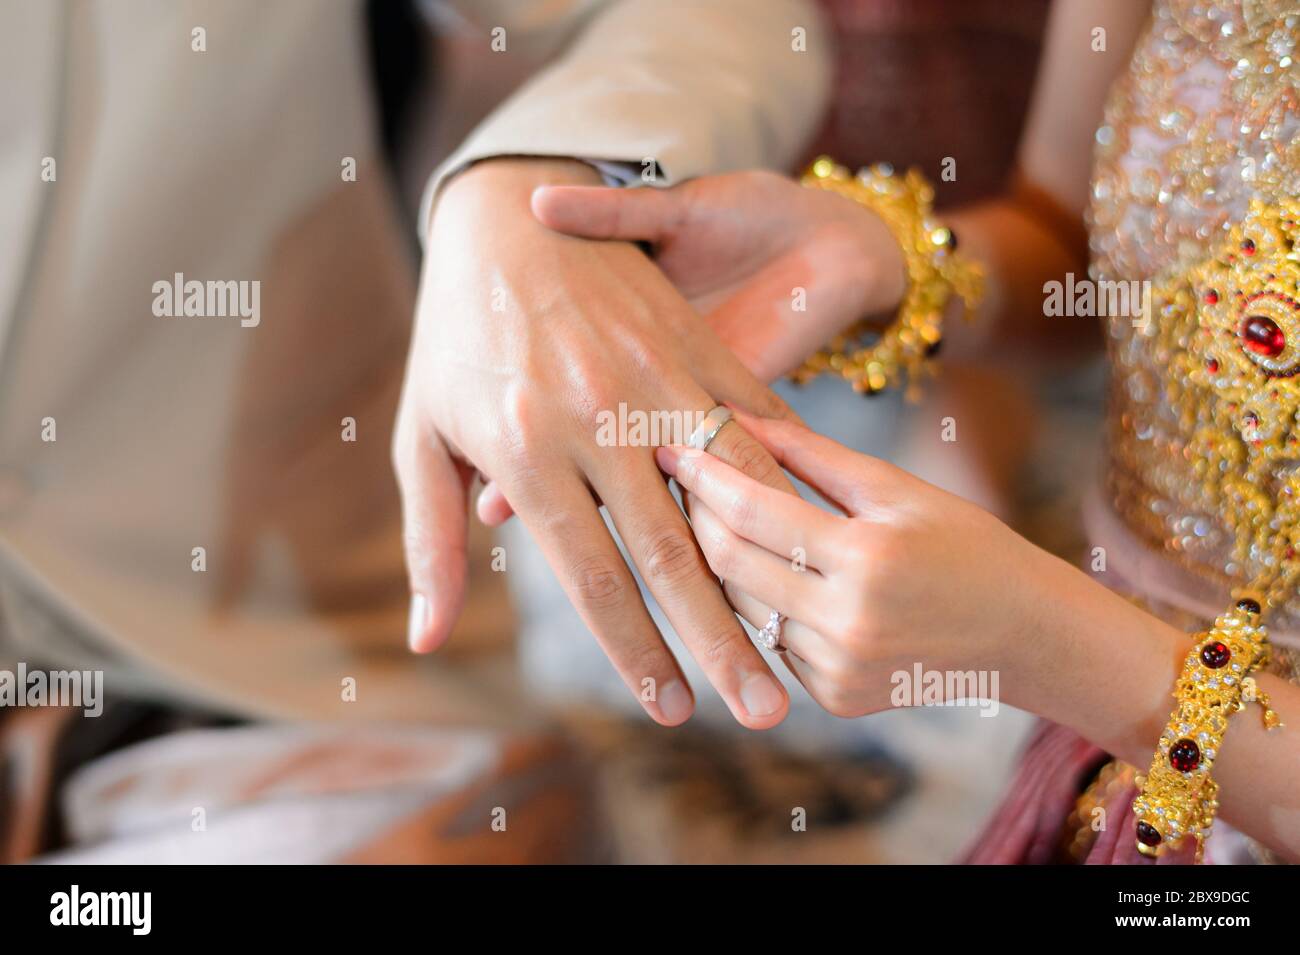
xmin=853 ymin=205 xmax=908 ymax=318
xmin=1004 ymin=548 xmax=1183 ymax=763
xmin=433 ymin=157 xmax=604 ymax=236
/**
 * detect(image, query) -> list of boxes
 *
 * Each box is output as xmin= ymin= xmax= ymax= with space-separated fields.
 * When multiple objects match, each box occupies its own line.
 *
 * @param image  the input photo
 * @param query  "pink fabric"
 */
xmin=961 ymin=721 xmax=1197 ymax=865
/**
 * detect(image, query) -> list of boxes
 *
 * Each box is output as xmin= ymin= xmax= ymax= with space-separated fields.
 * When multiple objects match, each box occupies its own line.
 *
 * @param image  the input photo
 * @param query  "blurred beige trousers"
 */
xmin=0 ymin=0 xmax=827 ymax=725
xmin=0 ymin=0 xmax=827 ymax=860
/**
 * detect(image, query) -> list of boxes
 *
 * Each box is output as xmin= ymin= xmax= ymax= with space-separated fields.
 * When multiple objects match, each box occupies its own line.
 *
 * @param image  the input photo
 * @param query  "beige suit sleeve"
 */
xmin=420 ymin=0 xmax=832 ymax=233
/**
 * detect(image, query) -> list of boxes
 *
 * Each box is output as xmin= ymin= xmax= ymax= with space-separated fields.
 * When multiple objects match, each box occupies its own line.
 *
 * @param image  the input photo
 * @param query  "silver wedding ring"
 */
xmin=688 ymin=405 xmax=733 ymax=453
xmin=758 ymin=609 xmax=787 ymax=653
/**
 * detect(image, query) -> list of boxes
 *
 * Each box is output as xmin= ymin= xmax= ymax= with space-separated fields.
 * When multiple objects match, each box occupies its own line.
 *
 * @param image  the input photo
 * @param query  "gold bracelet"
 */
xmin=790 ymin=157 xmax=984 ymax=399
xmin=1132 ymin=596 xmax=1283 ymax=861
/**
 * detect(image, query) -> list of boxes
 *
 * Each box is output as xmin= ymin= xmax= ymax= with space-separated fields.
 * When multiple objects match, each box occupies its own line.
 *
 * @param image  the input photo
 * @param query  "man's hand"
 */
xmin=533 ymin=170 xmax=906 ymax=382
xmin=472 ymin=170 xmax=907 ymax=526
xmin=395 ymin=158 xmax=799 ymax=729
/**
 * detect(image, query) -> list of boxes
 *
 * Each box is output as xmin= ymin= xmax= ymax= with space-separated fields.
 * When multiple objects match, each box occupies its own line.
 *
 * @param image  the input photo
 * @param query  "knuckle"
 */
xmin=834 ymin=527 xmax=874 ymax=582
xmin=498 ymin=387 xmax=545 ymax=463
xmin=725 ymin=438 xmax=784 ymax=489
xmin=503 ymin=457 xmax=553 ymax=513
xmin=865 ymin=522 xmax=907 ymax=570
xmin=753 ymin=389 xmax=793 ymax=422
xmin=627 ymin=345 xmax=672 ymax=384
xmin=831 ymin=596 xmax=876 ymax=653
xmin=692 ymin=620 xmax=744 ymax=668
xmin=514 ymin=460 xmax=548 ymax=499
xmin=842 ymin=524 xmax=899 ymax=597
xmin=723 ymin=491 xmax=757 ymax=535
xmin=569 ymin=555 xmax=626 ymax=611
xmin=497 ymin=452 xmax=560 ymax=513
xmin=642 ymin=529 xmax=702 ymax=588
xmin=623 ymin=644 xmax=672 ymax=688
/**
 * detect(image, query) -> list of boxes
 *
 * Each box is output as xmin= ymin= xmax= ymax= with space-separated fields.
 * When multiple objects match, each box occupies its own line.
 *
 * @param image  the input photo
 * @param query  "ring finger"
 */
xmin=686 ymin=497 xmax=837 ymax=637
xmin=594 ymin=457 xmax=790 ymax=729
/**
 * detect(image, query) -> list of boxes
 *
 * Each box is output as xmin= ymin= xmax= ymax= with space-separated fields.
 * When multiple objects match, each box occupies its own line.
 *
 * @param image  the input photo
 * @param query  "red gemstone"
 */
xmin=1169 ymin=738 xmax=1201 ymax=773
xmin=1200 ymin=641 xmax=1231 ymax=668
xmin=1204 ymin=289 xmax=1220 ymax=305
xmin=1242 ymin=238 xmax=1256 ymax=255
xmin=1242 ymin=315 xmax=1285 ymax=357
xmin=1136 ymin=821 xmax=1162 ymax=847
xmin=1206 ymin=357 xmax=1220 ymax=373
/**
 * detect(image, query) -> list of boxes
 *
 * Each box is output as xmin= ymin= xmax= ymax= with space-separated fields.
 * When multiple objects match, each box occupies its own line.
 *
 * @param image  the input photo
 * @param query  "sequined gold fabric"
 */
xmin=1091 ymin=0 xmax=1300 ymax=622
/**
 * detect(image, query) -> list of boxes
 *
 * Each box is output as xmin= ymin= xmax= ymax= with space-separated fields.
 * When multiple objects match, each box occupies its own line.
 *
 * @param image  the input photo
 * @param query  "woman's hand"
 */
xmin=531 ymin=171 xmax=907 ymax=383
xmin=654 ymin=411 xmax=1049 ymax=717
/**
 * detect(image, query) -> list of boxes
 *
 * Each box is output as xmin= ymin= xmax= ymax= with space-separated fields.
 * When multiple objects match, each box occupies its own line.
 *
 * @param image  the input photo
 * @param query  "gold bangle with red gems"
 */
xmin=1132 ymin=595 xmax=1283 ymax=861
xmin=790 ymin=157 xmax=984 ymax=400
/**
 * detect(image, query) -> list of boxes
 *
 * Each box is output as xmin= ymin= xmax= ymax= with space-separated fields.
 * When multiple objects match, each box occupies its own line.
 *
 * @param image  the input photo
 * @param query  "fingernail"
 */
xmin=739 ymin=672 xmax=784 ymax=718
xmin=655 ymin=679 xmax=693 ymax=724
xmin=407 ymin=593 xmax=430 ymax=651
xmin=655 ymin=445 xmax=682 ymax=476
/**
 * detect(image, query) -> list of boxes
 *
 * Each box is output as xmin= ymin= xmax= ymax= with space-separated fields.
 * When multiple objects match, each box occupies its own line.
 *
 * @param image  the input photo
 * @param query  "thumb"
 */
xmin=532 ymin=184 xmax=685 ymax=244
xmin=393 ymin=424 xmax=472 ymax=653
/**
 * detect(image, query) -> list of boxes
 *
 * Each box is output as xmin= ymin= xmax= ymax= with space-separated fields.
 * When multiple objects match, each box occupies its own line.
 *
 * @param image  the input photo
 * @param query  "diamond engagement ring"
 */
xmin=758 ymin=610 xmax=787 ymax=653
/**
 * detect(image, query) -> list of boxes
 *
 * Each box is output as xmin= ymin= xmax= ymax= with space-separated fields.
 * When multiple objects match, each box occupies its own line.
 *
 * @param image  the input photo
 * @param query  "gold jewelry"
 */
xmin=1063 ymin=760 xmax=1138 ymax=862
xmin=1133 ymin=597 xmax=1282 ymax=860
xmin=1112 ymin=198 xmax=1297 ymax=861
xmin=1075 ymin=2 xmax=1299 ymax=863
xmin=1093 ymin=1 xmax=1300 ymax=613
xmin=1153 ymin=197 xmax=1300 ymax=609
xmin=790 ymin=157 xmax=984 ymax=399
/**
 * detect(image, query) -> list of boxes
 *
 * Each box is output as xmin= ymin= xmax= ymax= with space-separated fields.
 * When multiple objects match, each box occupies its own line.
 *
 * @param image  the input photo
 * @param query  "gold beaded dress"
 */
xmin=967 ymin=0 xmax=1299 ymax=864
